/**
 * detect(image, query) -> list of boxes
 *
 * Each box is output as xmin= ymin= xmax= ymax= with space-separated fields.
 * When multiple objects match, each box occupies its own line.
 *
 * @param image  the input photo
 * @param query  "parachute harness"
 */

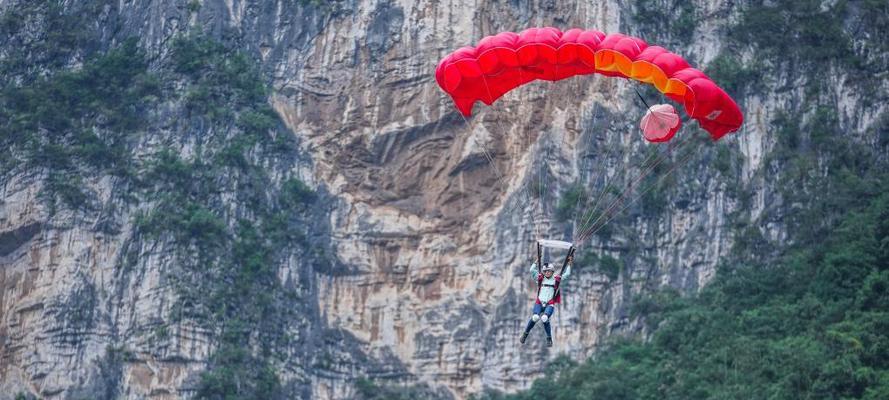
xmin=536 ymin=239 xmax=576 ymax=342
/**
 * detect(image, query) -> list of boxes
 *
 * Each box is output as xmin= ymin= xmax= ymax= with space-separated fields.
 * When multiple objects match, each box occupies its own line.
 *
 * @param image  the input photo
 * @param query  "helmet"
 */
xmin=542 ymin=263 xmax=555 ymax=272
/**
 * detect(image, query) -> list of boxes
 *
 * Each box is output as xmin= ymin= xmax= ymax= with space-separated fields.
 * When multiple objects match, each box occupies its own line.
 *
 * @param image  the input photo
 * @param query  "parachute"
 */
xmin=434 ymin=27 xmax=743 ymax=140
xmin=536 ymin=239 xmax=575 ymax=277
xmin=537 ymin=239 xmax=573 ymax=250
xmin=435 ymin=27 xmax=746 ymax=247
xmin=641 ymin=104 xmax=682 ymax=142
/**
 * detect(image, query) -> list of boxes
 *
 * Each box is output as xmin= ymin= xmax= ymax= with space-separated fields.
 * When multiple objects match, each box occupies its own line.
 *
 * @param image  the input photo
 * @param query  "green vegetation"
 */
xmin=477 ymin=167 xmax=889 ymax=399
xmin=171 ymin=35 xmax=269 ymax=121
xmin=575 ymin=250 xmax=623 ymax=282
xmin=638 ymin=166 xmax=672 ymax=217
xmin=477 ymin=4 xmax=889 ymax=397
xmin=707 ymin=1 xmax=887 ymax=98
xmin=187 ymin=0 xmax=201 ymax=13
xmin=733 ymin=2 xmax=852 ymax=64
xmin=630 ymin=0 xmax=697 ymax=44
xmin=556 ymin=183 xmax=586 ymax=221
xmin=597 ymin=254 xmax=623 ymax=282
xmin=2 ymin=2 xmax=320 ymax=394
xmin=706 ymin=54 xmax=760 ymax=97
xmin=354 ymin=379 xmax=446 ymax=400
xmin=0 ymin=38 xmax=160 ymax=209
xmin=196 ymin=336 xmax=282 ymax=399
xmin=0 ymin=2 xmax=109 ymax=77
xmin=3 ymin=1 xmax=885 ymax=399
xmin=133 ymin=33 xmax=314 ymax=399
xmin=876 ymin=112 xmax=889 ymax=149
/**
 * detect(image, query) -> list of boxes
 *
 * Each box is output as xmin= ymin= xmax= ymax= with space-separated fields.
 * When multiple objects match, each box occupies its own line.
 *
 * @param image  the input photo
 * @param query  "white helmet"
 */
xmin=542 ymin=263 xmax=555 ymax=272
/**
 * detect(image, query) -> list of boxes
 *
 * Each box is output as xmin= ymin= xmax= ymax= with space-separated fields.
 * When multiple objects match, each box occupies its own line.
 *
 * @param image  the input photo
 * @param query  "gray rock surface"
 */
xmin=1 ymin=0 xmax=886 ymax=399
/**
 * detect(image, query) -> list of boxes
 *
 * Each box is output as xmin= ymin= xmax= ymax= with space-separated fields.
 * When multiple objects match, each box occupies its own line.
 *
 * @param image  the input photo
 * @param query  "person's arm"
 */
xmin=559 ymin=256 xmax=573 ymax=280
xmin=560 ymin=264 xmax=571 ymax=280
xmin=530 ymin=262 xmax=539 ymax=279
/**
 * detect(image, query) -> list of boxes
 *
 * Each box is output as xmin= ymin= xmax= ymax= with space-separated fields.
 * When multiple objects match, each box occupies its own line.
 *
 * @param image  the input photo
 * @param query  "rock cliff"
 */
xmin=1 ymin=0 xmax=886 ymax=399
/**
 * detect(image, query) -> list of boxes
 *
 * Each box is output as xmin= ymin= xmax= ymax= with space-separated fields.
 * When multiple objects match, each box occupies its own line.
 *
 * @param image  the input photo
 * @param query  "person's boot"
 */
xmin=546 ymin=336 xmax=553 ymax=347
xmin=520 ymin=331 xmax=529 ymax=344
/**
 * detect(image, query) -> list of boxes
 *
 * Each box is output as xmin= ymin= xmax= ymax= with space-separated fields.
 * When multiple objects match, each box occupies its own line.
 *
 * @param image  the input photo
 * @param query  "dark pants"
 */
xmin=524 ymin=302 xmax=555 ymax=338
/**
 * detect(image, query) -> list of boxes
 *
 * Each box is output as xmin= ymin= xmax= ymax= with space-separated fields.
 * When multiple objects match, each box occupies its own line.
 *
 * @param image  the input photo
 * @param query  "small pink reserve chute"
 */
xmin=640 ymin=104 xmax=682 ymax=143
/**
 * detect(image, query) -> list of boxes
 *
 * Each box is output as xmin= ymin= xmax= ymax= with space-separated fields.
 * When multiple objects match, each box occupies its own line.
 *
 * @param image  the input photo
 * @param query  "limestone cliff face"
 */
xmin=273 ymin=1 xmax=753 ymax=397
xmin=1 ymin=0 xmax=886 ymax=399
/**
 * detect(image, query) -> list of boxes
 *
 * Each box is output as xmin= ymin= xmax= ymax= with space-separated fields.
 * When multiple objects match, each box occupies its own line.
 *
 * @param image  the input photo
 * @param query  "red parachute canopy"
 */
xmin=434 ymin=27 xmax=743 ymax=140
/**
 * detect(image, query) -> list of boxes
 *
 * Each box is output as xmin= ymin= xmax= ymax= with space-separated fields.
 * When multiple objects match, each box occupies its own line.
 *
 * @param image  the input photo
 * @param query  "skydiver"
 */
xmin=519 ymin=254 xmax=573 ymax=347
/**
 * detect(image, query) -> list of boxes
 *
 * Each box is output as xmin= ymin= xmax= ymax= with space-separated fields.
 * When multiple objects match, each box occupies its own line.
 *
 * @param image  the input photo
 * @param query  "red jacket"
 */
xmin=536 ymin=274 xmax=562 ymax=305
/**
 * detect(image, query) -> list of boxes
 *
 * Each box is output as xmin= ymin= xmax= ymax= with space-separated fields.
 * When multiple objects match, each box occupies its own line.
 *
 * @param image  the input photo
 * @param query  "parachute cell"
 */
xmin=435 ymin=27 xmax=743 ymax=140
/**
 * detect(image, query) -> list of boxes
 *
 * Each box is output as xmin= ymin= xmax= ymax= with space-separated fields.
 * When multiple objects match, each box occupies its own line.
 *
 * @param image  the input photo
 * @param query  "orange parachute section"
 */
xmin=434 ymin=27 xmax=743 ymax=140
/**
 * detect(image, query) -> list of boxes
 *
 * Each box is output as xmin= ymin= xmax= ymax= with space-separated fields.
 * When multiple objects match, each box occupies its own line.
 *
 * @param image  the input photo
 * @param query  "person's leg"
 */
xmin=524 ymin=302 xmax=543 ymax=333
xmin=521 ymin=302 xmax=543 ymax=344
xmin=542 ymin=305 xmax=555 ymax=339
